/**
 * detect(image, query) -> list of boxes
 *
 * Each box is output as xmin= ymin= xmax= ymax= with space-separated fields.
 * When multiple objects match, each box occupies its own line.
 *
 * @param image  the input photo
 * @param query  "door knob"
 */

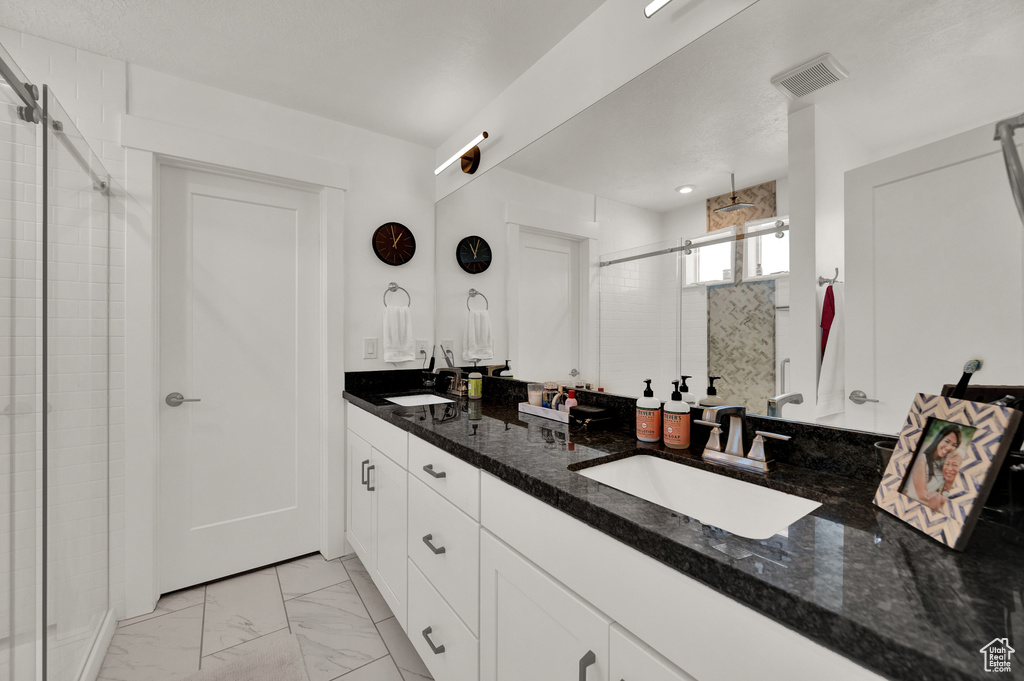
xmin=166 ymin=392 xmax=202 ymax=407
xmin=849 ymin=390 xmax=879 ymax=405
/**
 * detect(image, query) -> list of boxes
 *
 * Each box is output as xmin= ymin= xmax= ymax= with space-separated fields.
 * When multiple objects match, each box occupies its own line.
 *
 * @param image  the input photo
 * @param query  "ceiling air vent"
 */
xmin=771 ymin=54 xmax=848 ymax=100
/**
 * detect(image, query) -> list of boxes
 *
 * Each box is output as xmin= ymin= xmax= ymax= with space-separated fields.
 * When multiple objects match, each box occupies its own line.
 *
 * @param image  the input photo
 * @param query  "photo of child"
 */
xmin=899 ymin=418 xmax=976 ymax=513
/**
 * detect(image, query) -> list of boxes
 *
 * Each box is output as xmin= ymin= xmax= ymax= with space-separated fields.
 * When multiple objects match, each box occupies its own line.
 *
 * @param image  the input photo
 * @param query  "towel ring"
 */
xmin=383 ymin=282 xmax=411 ymax=307
xmin=467 ymin=288 xmax=489 ymax=311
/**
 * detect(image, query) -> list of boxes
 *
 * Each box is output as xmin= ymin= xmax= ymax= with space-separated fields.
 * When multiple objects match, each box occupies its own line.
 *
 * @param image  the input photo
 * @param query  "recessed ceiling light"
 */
xmin=675 ymin=184 xmax=696 ymax=194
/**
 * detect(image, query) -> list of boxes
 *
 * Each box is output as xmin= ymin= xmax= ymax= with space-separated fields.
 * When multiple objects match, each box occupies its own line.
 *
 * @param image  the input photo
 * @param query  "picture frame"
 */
xmin=873 ymin=393 xmax=1022 ymax=551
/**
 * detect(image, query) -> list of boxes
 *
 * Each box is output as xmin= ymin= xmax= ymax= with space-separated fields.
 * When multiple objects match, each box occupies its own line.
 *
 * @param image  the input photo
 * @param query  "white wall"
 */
xmin=127 ymin=66 xmax=437 ymax=372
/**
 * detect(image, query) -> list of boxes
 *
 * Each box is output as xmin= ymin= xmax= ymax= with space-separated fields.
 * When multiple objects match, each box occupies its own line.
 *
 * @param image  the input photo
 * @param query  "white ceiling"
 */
xmin=0 ymin=0 xmax=606 ymax=147
xmin=499 ymin=0 xmax=1024 ymax=213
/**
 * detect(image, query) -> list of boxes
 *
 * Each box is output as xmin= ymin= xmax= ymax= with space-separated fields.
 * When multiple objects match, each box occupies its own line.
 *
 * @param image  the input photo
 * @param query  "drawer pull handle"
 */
xmin=366 ymin=464 xmax=375 ymax=491
xmin=579 ymin=650 xmax=596 ymax=681
xmin=422 ymin=534 xmax=446 ymax=554
xmin=361 ymin=459 xmax=370 ymax=486
xmin=422 ymin=626 xmax=445 ymax=654
xmin=423 ymin=463 xmax=447 ymax=479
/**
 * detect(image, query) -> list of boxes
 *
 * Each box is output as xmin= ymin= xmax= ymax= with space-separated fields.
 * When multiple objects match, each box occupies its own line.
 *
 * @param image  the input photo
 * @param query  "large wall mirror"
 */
xmin=434 ymin=0 xmax=1024 ymax=435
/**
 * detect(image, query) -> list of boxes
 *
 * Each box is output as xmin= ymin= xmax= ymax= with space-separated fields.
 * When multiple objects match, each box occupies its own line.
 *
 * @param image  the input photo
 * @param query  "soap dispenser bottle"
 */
xmin=699 ymin=376 xmax=725 ymax=407
xmin=636 ymin=379 xmax=662 ymax=443
xmin=678 ymin=375 xmax=697 ymax=408
xmin=663 ymin=380 xmax=690 ymax=449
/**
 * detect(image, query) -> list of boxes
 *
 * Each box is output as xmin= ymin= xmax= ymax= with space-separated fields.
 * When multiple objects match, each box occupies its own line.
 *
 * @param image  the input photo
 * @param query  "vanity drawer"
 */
xmin=348 ymin=403 xmax=408 ymax=468
xmin=409 ymin=436 xmax=480 ymax=520
xmin=408 ymin=560 xmax=479 ymax=681
xmin=408 ymin=476 xmax=480 ymax=634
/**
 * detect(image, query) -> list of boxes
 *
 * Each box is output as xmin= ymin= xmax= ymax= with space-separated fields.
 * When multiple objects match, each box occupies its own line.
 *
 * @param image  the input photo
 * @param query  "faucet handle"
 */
xmin=747 ymin=430 xmax=791 ymax=462
xmin=694 ymin=420 xmax=723 ymax=452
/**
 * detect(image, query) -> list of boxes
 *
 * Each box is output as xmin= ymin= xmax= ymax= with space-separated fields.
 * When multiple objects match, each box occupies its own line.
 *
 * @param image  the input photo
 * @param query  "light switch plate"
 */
xmin=363 ymin=337 xmax=378 ymax=359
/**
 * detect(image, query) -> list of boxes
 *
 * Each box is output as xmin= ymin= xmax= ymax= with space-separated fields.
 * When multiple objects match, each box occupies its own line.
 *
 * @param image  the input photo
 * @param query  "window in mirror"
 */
xmin=744 ymin=228 xmax=789 ymax=280
xmin=683 ymin=226 xmax=737 ymax=287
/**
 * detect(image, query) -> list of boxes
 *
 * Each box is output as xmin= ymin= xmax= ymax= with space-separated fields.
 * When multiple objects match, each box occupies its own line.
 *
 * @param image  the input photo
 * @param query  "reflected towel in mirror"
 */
xmin=383 ymin=305 xmax=415 ymax=362
xmin=463 ymin=309 xmax=494 ymax=362
xmin=816 ymin=283 xmax=845 ymax=421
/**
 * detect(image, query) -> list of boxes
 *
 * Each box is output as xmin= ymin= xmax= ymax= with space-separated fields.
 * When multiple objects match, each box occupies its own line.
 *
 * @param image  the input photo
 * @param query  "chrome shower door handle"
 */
xmin=849 ymin=390 xmax=879 ymax=405
xmin=165 ymin=392 xmax=201 ymax=407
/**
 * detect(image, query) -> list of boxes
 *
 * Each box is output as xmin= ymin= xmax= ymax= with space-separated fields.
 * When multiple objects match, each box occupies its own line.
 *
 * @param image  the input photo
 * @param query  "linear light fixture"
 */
xmin=435 ymin=132 xmax=489 ymax=175
xmin=644 ymin=0 xmax=673 ymax=18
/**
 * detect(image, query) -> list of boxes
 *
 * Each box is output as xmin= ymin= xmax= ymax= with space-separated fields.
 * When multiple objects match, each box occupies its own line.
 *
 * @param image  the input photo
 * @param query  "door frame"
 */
xmin=505 ymin=203 xmax=599 ymax=385
xmin=121 ymin=116 xmax=349 ymax=618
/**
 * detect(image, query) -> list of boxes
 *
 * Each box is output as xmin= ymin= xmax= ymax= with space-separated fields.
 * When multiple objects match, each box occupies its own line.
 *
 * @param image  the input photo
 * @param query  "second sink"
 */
xmin=575 ymin=455 xmax=821 ymax=540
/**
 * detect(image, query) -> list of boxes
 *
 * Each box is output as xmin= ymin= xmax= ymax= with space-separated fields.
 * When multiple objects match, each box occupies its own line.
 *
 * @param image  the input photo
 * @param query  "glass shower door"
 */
xmin=1 ymin=46 xmax=41 ymax=681
xmin=44 ymin=86 xmax=111 ymax=681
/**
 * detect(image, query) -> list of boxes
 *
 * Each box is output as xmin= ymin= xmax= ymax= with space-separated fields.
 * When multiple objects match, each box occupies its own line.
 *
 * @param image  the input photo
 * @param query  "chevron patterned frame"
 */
xmin=873 ymin=393 xmax=1022 ymax=550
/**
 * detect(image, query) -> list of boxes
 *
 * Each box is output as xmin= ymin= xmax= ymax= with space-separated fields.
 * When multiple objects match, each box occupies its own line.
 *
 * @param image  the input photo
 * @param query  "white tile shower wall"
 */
xmin=599 ymin=252 xmax=677 ymax=398
xmin=0 ymin=108 xmax=41 ymax=681
xmin=0 ymin=26 xmax=128 ymax=630
xmin=679 ymin=286 xmax=708 ymax=402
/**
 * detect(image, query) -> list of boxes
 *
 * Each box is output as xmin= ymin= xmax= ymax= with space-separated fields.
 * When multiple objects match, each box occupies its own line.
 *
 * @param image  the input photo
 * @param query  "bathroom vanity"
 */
xmin=343 ymin=383 xmax=1023 ymax=681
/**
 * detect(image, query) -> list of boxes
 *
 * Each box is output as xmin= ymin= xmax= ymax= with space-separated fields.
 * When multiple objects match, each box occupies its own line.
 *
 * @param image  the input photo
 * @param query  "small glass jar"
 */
xmin=527 ymin=383 xmax=543 ymax=406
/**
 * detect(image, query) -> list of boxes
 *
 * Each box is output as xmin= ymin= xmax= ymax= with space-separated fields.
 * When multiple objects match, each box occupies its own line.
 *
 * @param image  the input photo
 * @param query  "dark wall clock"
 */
xmin=372 ymin=222 xmax=416 ymax=266
xmin=456 ymin=235 xmax=492 ymax=274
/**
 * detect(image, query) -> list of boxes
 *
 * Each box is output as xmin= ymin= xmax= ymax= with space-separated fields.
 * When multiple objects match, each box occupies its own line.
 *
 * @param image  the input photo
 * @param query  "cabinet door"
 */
xmin=480 ymin=530 xmax=609 ymax=681
xmin=610 ymin=624 xmax=696 ymax=681
xmin=347 ymin=431 xmax=373 ymax=567
xmin=372 ymin=450 xmax=408 ymax=627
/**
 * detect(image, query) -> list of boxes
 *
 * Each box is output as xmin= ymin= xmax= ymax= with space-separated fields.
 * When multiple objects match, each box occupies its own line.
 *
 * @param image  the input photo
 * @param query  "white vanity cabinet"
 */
xmin=480 ymin=530 xmax=611 ymax=681
xmin=345 ymin=404 xmax=409 ymax=627
xmin=610 ymin=624 xmax=697 ymax=681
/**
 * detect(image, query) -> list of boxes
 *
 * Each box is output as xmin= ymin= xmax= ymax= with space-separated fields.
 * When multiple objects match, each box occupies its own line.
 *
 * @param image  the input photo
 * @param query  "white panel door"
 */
xmin=480 ymin=531 xmax=609 ymax=681
xmin=845 ymin=126 xmax=1023 ymax=433
xmin=517 ymin=231 xmax=580 ymax=382
xmin=159 ymin=165 xmax=321 ymax=592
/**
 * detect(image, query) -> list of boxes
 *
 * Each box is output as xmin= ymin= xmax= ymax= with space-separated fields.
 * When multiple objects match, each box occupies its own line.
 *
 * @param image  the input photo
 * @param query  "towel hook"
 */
xmin=383 ymin=282 xmax=411 ymax=307
xmin=467 ymin=288 xmax=489 ymax=311
xmin=817 ymin=268 xmax=840 ymax=287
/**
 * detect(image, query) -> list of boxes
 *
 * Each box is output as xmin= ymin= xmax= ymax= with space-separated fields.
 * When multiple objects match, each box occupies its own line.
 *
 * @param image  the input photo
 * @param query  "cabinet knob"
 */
xmin=423 ymin=463 xmax=447 ymax=479
xmin=422 ymin=534 xmax=447 ymax=555
xmin=422 ymin=626 xmax=445 ymax=655
xmin=579 ymin=650 xmax=596 ymax=681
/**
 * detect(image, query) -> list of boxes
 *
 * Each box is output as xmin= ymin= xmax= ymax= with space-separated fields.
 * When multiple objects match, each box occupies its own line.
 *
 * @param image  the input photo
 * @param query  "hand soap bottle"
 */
xmin=699 ymin=376 xmax=725 ymax=407
xmin=678 ymin=375 xmax=697 ymax=408
xmin=662 ymin=380 xmax=690 ymax=449
xmin=636 ymin=379 xmax=662 ymax=443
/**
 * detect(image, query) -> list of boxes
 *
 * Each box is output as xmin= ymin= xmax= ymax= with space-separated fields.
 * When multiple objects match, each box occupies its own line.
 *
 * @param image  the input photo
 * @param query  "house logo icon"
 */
xmin=980 ymin=638 xmax=1014 ymax=673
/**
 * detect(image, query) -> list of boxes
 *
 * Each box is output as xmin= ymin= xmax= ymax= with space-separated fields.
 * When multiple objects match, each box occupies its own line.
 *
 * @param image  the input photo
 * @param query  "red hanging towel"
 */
xmin=820 ymin=284 xmax=835 ymax=359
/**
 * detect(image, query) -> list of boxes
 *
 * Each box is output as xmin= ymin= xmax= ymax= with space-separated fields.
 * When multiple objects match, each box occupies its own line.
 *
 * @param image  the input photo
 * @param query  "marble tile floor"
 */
xmin=98 ymin=553 xmax=432 ymax=681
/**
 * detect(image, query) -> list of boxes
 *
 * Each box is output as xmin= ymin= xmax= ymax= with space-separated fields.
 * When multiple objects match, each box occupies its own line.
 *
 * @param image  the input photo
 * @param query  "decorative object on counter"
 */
xmin=382 ymin=282 xmax=414 ymax=362
xmin=542 ymin=382 xmax=558 ymax=409
xmin=635 ymin=379 xmax=662 ymax=443
xmin=873 ymin=393 xmax=1022 ymax=550
xmin=468 ymin=372 xmax=482 ymax=400
xmin=518 ymin=400 xmax=570 ymax=424
xmin=527 ymin=382 xmax=543 ymax=407
xmin=457 ymin=236 xmax=492 ymax=274
xmin=463 ymin=288 xmax=494 ymax=363
xmin=372 ymin=222 xmax=416 ymax=265
xmin=949 ymin=358 xmax=983 ymax=399
xmin=663 ymin=380 xmax=691 ymax=449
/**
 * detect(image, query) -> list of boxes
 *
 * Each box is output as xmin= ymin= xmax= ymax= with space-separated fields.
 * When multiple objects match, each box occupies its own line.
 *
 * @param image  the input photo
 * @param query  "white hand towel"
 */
xmin=383 ymin=306 xmax=415 ymax=362
xmin=816 ymin=283 xmax=845 ymax=420
xmin=463 ymin=309 xmax=494 ymax=362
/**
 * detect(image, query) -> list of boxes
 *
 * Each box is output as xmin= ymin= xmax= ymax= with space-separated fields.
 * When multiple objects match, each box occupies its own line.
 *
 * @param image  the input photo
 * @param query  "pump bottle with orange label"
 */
xmin=635 ymin=379 xmax=662 ymax=443
xmin=662 ymin=379 xmax=690 ymax=449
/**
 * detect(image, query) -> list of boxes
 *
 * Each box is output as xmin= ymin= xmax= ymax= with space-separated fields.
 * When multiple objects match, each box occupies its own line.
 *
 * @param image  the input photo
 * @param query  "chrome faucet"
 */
xmin=694 ymin=405 xmax=787 ymax=474
xmin=767 ymin=392 xmax=803 ymax=418
xmin=696 ymin=405 xmax=747 ymax=456
xmin=435 ymin=367 xmax=465 ymax=396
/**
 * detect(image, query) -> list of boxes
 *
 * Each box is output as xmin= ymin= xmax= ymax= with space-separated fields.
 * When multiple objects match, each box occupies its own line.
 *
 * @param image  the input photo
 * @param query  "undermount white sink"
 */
xmin=576 ymin=455 xmax=821 ymax=540
xmin=385 ymin=394 xmax=454 ymax=407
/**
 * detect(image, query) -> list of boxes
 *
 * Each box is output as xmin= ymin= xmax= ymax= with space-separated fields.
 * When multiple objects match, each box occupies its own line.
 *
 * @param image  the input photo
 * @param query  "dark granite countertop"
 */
xmin=343 ymin=386 xmax=1024 ymax=681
